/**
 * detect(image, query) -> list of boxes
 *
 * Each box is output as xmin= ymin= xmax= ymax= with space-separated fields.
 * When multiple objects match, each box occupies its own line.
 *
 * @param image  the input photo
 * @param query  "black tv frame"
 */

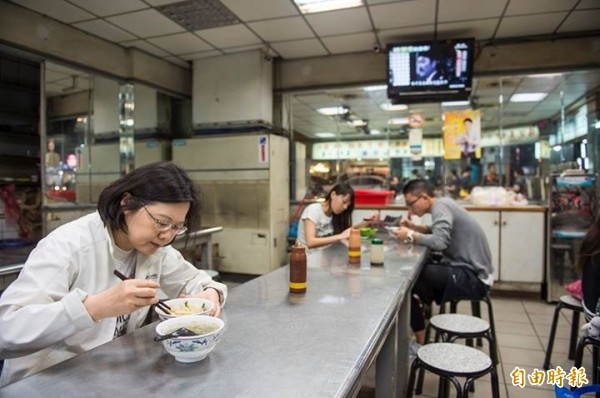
xmin=386 ymin=38 xmax=475 ymax=104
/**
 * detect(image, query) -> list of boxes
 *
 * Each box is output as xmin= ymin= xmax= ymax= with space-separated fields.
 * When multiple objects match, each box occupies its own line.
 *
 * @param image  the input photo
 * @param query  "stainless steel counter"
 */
xmin=0 ymin=236 xmax=426 ymax=398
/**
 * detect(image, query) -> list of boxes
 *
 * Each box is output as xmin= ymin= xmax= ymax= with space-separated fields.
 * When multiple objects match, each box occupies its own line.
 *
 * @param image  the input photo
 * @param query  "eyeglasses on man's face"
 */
xmin=141 ymin=205 xmax=187 ymax=235
xmin=405 ymin=195 xmax=423 ymax=207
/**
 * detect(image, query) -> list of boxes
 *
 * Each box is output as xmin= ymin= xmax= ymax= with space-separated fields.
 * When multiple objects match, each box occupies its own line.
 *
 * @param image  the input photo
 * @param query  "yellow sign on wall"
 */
xmin=443 ymin=109 xmax=481 ymax=160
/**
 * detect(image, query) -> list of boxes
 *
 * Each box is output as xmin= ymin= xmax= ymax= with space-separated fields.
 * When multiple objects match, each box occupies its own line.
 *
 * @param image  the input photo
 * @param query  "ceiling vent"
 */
xmin=156 ymin=0 xmax=239 ymax=31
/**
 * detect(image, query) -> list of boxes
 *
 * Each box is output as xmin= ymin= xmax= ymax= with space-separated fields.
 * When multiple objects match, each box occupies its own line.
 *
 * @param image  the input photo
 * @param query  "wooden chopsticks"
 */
xmin=113 ymin=270 xmax=172 ymax=314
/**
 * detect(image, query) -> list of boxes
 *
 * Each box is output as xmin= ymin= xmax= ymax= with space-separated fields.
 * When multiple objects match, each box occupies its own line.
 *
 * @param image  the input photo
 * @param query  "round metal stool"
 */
xmin=543 ymin=294 xmax=583 ymax=370
xmin=406 ymin=343 xmax=500 ymax=398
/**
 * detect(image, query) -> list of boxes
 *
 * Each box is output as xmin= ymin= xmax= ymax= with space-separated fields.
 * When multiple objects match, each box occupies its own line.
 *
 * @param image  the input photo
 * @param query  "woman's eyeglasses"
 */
xmin=141 ymin=205 xmax=188 ymax=235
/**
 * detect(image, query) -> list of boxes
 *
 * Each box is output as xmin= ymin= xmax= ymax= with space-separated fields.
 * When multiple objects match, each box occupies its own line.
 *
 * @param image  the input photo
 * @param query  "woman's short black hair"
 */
xmin=325 ymin=183 xmax=355 ymax=234
xmin=97 ymin=161 xmax=201 ymax=234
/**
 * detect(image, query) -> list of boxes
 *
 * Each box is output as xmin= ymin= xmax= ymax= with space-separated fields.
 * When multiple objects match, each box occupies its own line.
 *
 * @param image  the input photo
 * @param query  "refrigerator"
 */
xmin=546 ymin=173 xmax=597 ymax=302
xmin=172 ymin=133 xmax=289 ymax=275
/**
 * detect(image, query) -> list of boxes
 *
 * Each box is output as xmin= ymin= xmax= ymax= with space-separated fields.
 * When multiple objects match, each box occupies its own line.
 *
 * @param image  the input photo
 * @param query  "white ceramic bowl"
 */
xmin=385 ymin=226 xmax=399 ymax=238
xmin=155 ymin=315 xmax=225 ymax=363
xmin=155 ymin=297 xmax=214 ymax=321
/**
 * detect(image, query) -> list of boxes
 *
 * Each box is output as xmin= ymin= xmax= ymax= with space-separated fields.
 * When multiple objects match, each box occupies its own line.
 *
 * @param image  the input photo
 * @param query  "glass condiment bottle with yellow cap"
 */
xmin=289 ymin=241 xmax=307 ymax=294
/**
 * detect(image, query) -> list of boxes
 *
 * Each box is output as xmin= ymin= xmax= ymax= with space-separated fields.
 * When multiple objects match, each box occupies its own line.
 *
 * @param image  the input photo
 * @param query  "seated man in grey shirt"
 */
xmin=395 ymin=179 xmax=494 ymax=346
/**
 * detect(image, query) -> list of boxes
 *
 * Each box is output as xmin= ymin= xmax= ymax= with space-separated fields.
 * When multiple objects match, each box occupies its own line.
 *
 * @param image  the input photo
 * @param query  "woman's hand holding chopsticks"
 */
xmin=82 ymin=274 xmax=160 ymax=321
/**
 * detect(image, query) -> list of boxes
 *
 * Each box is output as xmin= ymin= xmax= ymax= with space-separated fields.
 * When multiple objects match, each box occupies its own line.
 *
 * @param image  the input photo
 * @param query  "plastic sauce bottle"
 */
xmin=370 ymin=238 xmax=384 ymax=266
xmin=348 ymin=228 xmax=361 ymax=265
xmin=289 ymin=242 xmax=307 ymax=294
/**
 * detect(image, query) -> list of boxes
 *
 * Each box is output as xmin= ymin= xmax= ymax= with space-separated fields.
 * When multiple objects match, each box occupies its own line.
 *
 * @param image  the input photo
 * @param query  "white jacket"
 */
xmin=0 ymin=212 xmax=227 ymax=386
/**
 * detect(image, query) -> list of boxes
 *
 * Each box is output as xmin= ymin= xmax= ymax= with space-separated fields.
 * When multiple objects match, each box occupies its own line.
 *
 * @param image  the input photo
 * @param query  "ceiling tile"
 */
xmin=195 ymin=24 xmax=262 ymax=48
xmin=370 ymin=0 xmax=436 ymax=30
xmin=148 ymin=32 xmax=213 ymax=54
xmin=221 ymin=44 xmax=265 ymax=54
xmin=106 ymin=9 xmax=185 ymax=38
xmin=438 ymin=0 xmax=506 ymax=22
xmin=505 ymin=0 xmax=577 ymax=16
xmin=322 ymin=32 xmax=377 ymax=54
xmin=121 ymin=39 xmax=171 ymax=57
xmin=144 ymin=0 xmax=186 ymax=5
xmin=180 ymin=50 xmax=223 ymax=60
xmin=9 ymin=0 xmax=94 ymax=23
xmin=436 ymin=18 xmax=498 ymax=41
xmin=219 ymin=0 xmax=299 ymax=21
xmin=73 ymin=19 xmax=137 ymax=42
xmin=496 ymin=13 xmax=567 ymax=38
xmin=67 ymin=0 xmax=148 ymax=17
xmin=377 ymin=25 xmax=436 ymax=46
xmin=576 ymin=0 xmax=600 ymax=9
xmin=249 ymin=16 xmax=315 ymax=42
xmin=558 ymin=9 xmax=600 ymax=33
xmin=306 ymin=8 xmax=372 ymax=36
xmin=270 ymin=39 xmax=328 ymax=59
xmin=163 ymin=56 xmax=191 ymax=69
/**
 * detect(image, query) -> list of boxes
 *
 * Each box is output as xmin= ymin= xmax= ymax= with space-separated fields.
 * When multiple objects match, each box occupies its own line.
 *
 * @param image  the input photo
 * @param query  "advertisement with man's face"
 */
xmin=443 ymin=109 xmax=481 ymax=160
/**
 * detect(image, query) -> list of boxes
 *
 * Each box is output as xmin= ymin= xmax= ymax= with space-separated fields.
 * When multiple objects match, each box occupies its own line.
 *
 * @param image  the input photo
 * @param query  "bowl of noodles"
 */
xmin=155 ymin=297 xmax=214 ymax=321
xmin=155 ymin=315 xmax=225 ymax=363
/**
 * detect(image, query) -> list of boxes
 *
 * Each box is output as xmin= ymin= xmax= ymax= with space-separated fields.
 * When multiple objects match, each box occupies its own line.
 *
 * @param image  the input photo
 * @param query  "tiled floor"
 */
xmin=220 ymin=273 xmax=594 ymax=397
xmin=416 ymin=296 xmax=594 ymax=398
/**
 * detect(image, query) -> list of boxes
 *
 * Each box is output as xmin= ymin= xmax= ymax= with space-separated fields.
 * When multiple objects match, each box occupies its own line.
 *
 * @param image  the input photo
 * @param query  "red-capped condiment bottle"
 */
xmin=348 ymin=228 xmax=361 ymax=265
xmin=289 ymin=242 xmax=307 ymax=294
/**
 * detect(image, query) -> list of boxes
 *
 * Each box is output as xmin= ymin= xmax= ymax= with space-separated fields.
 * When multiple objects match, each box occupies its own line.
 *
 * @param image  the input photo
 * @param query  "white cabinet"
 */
xmin=470 ymin=210 xmax=544 ymax=283
xmin=500 ymin=211 xmax=545 ymax=283
xmin=469 ymin=211 xmax=500 ymax=281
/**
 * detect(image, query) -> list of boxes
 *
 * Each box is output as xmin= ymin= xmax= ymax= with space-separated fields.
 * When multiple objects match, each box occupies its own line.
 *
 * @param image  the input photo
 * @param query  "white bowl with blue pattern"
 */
xmin=155 ymin=315 xmax=225 ymax=363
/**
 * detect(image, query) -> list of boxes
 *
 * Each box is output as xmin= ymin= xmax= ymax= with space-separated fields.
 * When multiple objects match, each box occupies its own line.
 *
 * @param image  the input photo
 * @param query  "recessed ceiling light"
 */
xmin=441 ymin=101 xmax=470 ymax=107
xmin=351 ymin=120 xmax=367 ymax=127
xmin=388 ymin=118 xmax=409 ymax=125
xmin=317 ymin=106 xmax=349 ymax=116
xmin=294 ymin=0 xmax=363 ymax=14
xmin=370 ymin=129 xmax=382 ymax=135
xmin=363 ymin=85 xmax=387 ymax=92
xmin=315 ymin=132 xmax=337 ymax=138
xmin=510 ymin=93 xmax=548 ymax=102
xmin=380 ymin=103 xmax=408 ymax=111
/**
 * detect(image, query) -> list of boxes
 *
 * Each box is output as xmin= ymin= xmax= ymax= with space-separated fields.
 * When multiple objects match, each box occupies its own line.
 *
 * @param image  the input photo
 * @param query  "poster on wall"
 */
xmin=258 ymin=135 xmax=269 ymax=163
xmin=443 ymin=109 xmax=481 ymax=160
xmin=408 ymin=112 xmax=424 ymax=159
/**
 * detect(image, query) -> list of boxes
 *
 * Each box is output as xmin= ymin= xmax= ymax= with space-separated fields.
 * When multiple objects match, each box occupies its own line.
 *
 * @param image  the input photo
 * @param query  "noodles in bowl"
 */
xmin=155 ymin=297 xmax=214 ymax=321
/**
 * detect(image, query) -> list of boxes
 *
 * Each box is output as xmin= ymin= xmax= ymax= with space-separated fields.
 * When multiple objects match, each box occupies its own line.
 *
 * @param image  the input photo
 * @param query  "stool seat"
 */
xmin=559 ymin=294 xmax=583 ymax=309
xmin=430 ymin=314 xmax=490 ymax=335
xmin=417 ymin=343 xmax=492 ymax=375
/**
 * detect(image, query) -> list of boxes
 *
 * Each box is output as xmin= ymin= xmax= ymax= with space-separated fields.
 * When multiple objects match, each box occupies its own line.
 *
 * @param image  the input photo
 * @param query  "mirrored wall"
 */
xmin=292 ymin=69 xmax=600 ymax=204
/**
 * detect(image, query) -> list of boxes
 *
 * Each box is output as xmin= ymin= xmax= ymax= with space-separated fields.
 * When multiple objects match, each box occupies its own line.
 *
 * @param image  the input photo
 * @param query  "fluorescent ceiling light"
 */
xmin=362 ymin=85 xmax=387 ymax=92
xmin=528 ymin=73 xmax=562 ymax=78
xmin=317 ymin=106 xmax=349 ymax=116
xmin=295 ymin=0 xmax=363 ymax=14
xmin=388 ymin=118 xmax=409 ymax=125
xmin=510 ymin=93 xmax=548 ymax=102
xmin=370 ymin=129 xmax=382 ymax=135
xmin=315 ymin=132 xmax=337 ymax=138
xmin=351 ymin=120 xmax=367 ymax=127
xmin=380 ymin=103 xmax=408 ymax=111
xmin=441 ymin=100 xmax=470 ymax=107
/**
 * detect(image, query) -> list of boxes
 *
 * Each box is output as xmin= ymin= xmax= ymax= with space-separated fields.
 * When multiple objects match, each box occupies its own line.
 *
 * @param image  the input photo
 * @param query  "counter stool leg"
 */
xmin=543 ymin=302 xmax=563 ymax=369
xmin=568 ymin=310 xmax=581 ymax=360
xmin=471 ymin=300 xmax=483 ymax=347
xmin=405 ymin=358 xmax=420 ymax=398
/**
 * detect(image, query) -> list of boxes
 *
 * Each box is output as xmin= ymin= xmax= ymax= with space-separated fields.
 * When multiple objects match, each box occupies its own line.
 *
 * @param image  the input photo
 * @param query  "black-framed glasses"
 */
xmin=141 ymin=205 xmax=188 ymax=235
xmin=406 ymin=195 xmax=423 ymax=207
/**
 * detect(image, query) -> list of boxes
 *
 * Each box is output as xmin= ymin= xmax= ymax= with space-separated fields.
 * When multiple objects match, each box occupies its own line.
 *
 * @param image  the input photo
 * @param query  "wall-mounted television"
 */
xmin=387 ymin=38 xmax=475 ymax=104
